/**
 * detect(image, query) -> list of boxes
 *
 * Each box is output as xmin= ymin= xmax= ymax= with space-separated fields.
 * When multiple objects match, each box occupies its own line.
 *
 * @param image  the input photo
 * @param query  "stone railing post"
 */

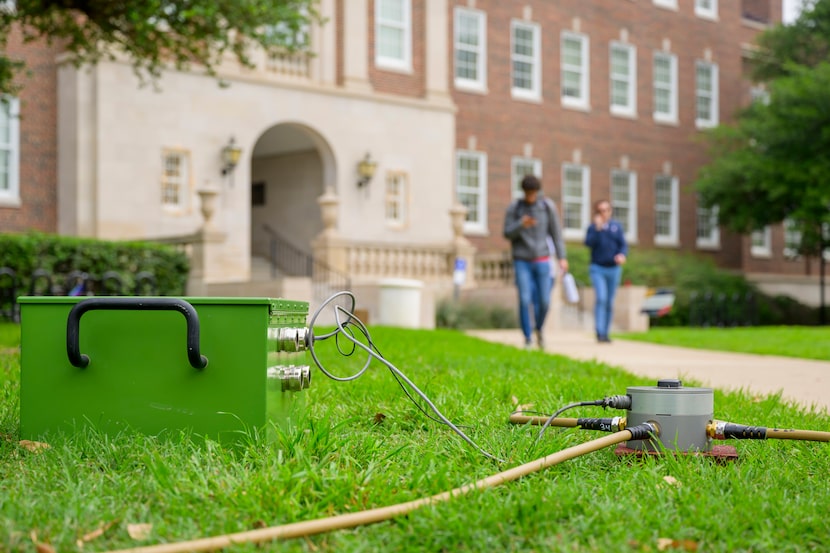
xmin=449 ymin=203 xmax=476 ymax=288
xmin=187 ymin=187 xmax=225 ymax=296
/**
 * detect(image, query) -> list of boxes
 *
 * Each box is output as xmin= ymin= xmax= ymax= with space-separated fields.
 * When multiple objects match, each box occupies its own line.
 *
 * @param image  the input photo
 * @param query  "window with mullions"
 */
xmin=695 ymin=0 xmax=717 ymax=18
xmin=561 ymin=31 xmax=589 ymax=109
xmin=611 ymin=169 xmax=637 ymax=242
xmin=561 ymin=163 xmax=590 ymax=240
xmin=0 ymin=97 xmax=20 ymax=207
xmin=610 ymin=42 xmax=636 ymax=117
xmin=456 ymin=150 xmax=487 ymax=234
xmin=161 ymin=150 xmax=190 ymax=211
xmin=653 ymin=51 xmax=678 ymax=124
xmin=696 ymin=201 xmax=720 ymax=249
xmin=695 ymin=60 xmax=719 ymax=128
xmin=751 ymin=226 xmax=771 ymax=258
xmin=510 ymin=20 xmax=540 ymax=100
xmin=783 ymin=218 xmax=802 ymax=259
xmin=454 ymin=7 xmax=486 ymax=92
xmin=385 ymin=171 xmax=408 ymax=227
xmin=654 ymin=174 xmax=678 ymax=245
xmin=511 ymin=157 xmax=541 ymax=200
xmin=376 ymin=0 xmax=412 ymax=72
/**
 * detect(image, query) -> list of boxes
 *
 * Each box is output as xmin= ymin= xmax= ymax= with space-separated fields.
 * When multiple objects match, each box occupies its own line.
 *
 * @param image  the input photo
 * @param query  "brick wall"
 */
xmin=368 ymin=0 xmax=427 ymax=98
xmin=0 ymin=26 xmax=60 ymax=233
xmin=447 ymin=0 xmax=788 ymax=274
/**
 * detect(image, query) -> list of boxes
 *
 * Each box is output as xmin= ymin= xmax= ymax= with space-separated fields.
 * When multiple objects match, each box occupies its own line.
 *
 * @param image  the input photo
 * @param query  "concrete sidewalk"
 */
xmin=467 ymin=327 xmax=830 ymax=413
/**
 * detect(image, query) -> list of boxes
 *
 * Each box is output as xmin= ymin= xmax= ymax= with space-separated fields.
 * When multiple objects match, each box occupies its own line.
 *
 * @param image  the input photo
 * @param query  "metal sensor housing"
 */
xmin=625 ymin=379 xmax=713 ymax=452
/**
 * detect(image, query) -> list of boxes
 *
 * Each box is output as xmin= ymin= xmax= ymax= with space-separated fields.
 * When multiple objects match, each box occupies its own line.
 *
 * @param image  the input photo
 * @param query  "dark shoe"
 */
xmin=536 ymin=330 xmax=545 ymax=349
xmin=598 ymin=335 xmax=612 ymax=343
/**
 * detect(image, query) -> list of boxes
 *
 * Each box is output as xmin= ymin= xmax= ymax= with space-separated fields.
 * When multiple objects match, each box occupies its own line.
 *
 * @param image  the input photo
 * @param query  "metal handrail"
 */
xmin=262 ymin=224 xmax=351 ymax=297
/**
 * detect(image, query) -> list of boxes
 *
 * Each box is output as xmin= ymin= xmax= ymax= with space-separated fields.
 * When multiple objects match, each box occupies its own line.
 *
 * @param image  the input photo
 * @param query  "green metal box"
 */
xmin=18 ymin=296 xmax=310 ymax=442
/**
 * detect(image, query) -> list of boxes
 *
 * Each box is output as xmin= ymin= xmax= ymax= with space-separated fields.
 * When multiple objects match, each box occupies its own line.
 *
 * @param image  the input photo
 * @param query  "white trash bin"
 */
xmin=378 ymin=278 xmax=424 ymax=328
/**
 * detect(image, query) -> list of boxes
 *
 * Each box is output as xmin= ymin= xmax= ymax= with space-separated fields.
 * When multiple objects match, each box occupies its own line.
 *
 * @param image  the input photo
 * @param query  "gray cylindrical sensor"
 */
xmin=626 ymin=379 xmax=713 ymax=452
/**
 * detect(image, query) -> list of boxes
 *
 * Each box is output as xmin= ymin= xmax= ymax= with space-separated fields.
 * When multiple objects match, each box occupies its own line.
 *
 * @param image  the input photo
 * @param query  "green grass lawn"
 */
xmin=1 ymin=322 xmax=829 ymax=552
xmin=619 ymin=326 xmax=830 ymax=360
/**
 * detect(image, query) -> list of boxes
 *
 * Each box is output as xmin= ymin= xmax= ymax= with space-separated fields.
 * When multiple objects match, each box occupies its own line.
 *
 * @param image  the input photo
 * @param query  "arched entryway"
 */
xmin=249 ymin=122 xmax=336 ymax=271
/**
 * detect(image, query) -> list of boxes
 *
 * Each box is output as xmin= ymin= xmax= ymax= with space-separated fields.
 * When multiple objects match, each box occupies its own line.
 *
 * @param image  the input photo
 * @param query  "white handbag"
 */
xmin=562 ymin=272 xmax=580 ymax=304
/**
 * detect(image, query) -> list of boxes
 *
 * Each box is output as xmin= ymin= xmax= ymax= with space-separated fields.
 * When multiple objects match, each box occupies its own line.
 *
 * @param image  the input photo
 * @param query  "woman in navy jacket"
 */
xmin=584 ymin=199 xmax=628 ymax=343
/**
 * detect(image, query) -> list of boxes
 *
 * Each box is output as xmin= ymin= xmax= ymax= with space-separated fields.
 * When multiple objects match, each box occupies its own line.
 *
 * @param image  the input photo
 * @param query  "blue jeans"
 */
xmin=513 ymin=259 xmax=552 ymax=342
xmin=589 ymin=263 xmax=622 ymax=338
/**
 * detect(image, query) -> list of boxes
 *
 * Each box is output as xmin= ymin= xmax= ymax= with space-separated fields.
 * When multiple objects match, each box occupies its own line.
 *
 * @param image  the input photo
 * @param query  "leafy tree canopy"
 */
xmin=696 ymin=0 xmax=830 ymax=258
xmin=752 ymin=0 xmax=830 ymax=81
xmin=0 ymin=0 xmax=320 ymax=94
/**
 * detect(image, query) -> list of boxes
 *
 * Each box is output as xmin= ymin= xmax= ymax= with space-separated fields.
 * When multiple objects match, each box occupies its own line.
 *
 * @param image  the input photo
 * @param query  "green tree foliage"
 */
xmin=752 ymin=0 xmax=830 ymax=81
xmin=695 ymin=0 xmax=830 ymax=321
xmin=0 ymin=0 xmax=319 ymax=94
xmin=696 ymin=0 xmax=830 ymax=256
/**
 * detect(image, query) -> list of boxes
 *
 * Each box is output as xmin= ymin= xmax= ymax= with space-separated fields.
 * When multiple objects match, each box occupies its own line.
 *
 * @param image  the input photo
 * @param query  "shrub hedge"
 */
xmin=440 ymin=245 xmax=819 ymax=329
xmin=0 ymin=232 xmax=189 ymax=296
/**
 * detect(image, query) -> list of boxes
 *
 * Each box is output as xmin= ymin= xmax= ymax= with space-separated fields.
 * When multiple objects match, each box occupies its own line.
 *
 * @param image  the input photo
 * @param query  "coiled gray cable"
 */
xmin=308 ymin=291 xmax=504 ymax=463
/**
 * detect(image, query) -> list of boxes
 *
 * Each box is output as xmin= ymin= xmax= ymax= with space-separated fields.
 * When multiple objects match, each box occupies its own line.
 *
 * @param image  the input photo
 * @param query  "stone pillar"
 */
xmin=449 ymin=203 xmax=476 ymax=288
xmin=313 ymin=0 xmax=337 ymax=85
xmin=425 ymin=0 xmax=452 ymax=104
xmin=312 ymin=190 xmax=349 ymax=274
xmin=187 ymin=187 xmax=225 ymax=296
xmin=342 ymin=0 xmax=372 ymax=92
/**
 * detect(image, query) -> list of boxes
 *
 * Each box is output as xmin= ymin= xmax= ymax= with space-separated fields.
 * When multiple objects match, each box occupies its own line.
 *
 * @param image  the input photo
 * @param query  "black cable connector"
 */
xmin=576 ymin=417 xmax=626 ymax=432
xmin=627 ymin=421 xmax=660 ymax=441
xmin=710 ymin=421 xmax=767 ymax=440
xmin=600 ymin=394 xmax=632 ymax=410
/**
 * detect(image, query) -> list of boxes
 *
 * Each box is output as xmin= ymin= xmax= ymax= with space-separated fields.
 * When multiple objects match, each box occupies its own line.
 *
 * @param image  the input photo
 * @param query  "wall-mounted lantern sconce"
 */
xmin=357 ymin=152 xmax=378 ymax=188
xmin=221 ymin=137 xmax=243 ymax=177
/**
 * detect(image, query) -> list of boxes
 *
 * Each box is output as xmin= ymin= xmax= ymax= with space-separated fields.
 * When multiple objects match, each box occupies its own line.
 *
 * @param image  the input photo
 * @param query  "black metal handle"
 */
xmin=66 ymin=297 xmax=208 ymax=369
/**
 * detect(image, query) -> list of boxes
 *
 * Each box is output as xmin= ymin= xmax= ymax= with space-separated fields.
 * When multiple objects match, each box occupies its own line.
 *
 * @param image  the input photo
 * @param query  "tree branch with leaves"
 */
xmin=0 ymin=0 xmax=320 ymax=94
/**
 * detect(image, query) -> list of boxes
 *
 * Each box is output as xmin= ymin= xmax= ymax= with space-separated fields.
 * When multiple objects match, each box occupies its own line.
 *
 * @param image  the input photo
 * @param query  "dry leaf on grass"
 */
xmin=515 ymin=403 xmax=535 ymax=412
xmin=661 ymin=475 xmax=682 ymax=488
xmin=127 ymin=523 xmax=153 ymax=540
xmin=511 ymin=395 xmax=519 ymax=405
xmin=30 ymin=531 xmax=56 ymax=553
xmin=19 ymin=440 xmax=50 ymax=453
xmin=657 ymin=537 xmax=699 ymax=551
xmin=77 ymin=520 xmax=119 ymax=546
xmin=373 ymin=412 xmax=387 ymax=424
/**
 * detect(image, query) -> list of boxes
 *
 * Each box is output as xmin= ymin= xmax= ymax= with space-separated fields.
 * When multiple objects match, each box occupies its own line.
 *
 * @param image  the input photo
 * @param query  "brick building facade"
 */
xmin=0 ymin=27 xmax=60 ymax=232
xmin=1 ymin=1 xmax=820 ymax=310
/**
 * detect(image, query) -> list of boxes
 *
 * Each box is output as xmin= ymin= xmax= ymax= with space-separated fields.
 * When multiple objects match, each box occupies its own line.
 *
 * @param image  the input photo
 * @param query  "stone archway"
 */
xmin=249 ymin=123 xmax=336 ymax=266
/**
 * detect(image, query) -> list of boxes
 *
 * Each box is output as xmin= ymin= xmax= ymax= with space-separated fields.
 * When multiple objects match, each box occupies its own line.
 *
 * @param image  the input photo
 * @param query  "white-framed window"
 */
xmin=695 ymin=61 xmax=719 ymax=128
xmin=653 ymin=0 xmax=678 ymax=9
xmin=454 ymin=7 xmax=487 ymax=92
xmin=510 ymin=19 xmax=541 ymax=101
xmin=783 ymin=218 xmax=801 ymax=259
xmin=611 ymin=169 xmax=637 ymax=242
xmin=161 ymin=150 xmax=190 ymax=211
xmin=561 ymin=163 xmax=590 ymax=240
xmin=609 ymin=41 xmax=637 ymax=117
xmin=695 ymin=0 xmax=718 ymax=19
xmin=654 ymin=174 xmax=678 ymax=245
xmin=0 ymin=97 xmax=20 ymax=207
xmin=375 ymin=0 xmax=411 ymax=72
xmin=696 ymin=201 xmax=720 ymax=249
xmin=385 ymin=171 xmax=408 ymax=227
xmin=751 ymin=226 xmax=772 ymax=258
xmin=511 ymin=157 xmax=542 ymax=200
xmin=653 ymin=51 xmax=678 ymax=124
xmin=561 ymin=31 xmax=589 ymax=109
xmin=456 ymin=150 xmax=488 ymax=234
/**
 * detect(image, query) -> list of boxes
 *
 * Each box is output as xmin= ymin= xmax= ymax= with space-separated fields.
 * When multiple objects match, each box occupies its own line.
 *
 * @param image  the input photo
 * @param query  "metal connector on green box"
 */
xmin=18 ymin=296 xmax=310 ymax=442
